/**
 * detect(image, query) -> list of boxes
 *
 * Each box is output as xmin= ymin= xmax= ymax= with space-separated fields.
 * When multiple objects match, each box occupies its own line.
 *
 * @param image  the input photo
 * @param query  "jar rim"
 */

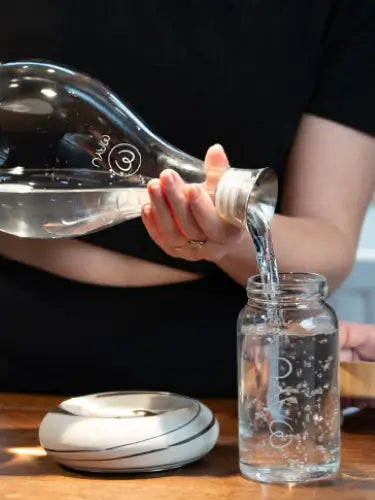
xmin=246 ymin=272 xmax=328 ymax=301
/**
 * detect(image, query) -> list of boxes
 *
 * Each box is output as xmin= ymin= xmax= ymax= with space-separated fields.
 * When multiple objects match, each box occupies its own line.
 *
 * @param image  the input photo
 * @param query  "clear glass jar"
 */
xmin=237 ymin=273 xmax=340 ymax=483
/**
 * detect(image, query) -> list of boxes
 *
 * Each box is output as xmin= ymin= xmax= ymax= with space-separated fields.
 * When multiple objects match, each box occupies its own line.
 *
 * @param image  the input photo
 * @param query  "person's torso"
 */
xmin=0 ymin=0 xmax=333 ymax=282
xmin=0 ymin=1 xmax=340 ymax=397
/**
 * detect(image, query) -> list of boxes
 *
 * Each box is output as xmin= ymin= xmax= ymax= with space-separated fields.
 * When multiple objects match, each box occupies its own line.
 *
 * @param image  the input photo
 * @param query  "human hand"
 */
xmin=141 ymin=144 xmax=245 ymax=263
xmin=339 ymin=320 xmax=375 ymax=413
xmin=339 ymin=320 xmax=375 ymax=362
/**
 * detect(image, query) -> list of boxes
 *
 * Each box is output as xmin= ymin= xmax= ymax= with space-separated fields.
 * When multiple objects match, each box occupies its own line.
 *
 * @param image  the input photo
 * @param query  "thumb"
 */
xmin=204 ymin=143 xmax=230 ymax=194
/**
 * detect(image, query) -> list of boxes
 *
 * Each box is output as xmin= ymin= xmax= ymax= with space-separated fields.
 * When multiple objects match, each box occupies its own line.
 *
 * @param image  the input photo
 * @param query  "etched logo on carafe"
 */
xmin=108 ymin=143 xmax=142 ymax=176
xmin=92 ymin=135 xmax=142 ymax=177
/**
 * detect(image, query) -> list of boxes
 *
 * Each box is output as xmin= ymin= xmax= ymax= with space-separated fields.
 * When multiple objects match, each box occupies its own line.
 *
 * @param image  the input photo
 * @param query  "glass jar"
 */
xmin=237 ymin=272 xmax=340 ymax=483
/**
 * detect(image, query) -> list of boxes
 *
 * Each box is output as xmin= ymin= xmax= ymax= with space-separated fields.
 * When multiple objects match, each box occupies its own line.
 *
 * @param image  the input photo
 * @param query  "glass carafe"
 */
xmin=0 ymin=60 xmax=277 ymax=238
xmin=237 ymin=272 xmax=340 ymax=483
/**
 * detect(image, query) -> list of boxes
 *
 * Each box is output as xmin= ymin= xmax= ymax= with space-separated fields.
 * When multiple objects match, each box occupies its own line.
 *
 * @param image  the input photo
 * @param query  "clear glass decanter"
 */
xmin=0 ymin=60 xmax=277 ymax=238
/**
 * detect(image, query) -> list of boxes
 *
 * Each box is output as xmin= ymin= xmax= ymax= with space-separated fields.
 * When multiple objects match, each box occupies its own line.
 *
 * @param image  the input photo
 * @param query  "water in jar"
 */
xmin=238 ymin=323 xmax=340 ymax=483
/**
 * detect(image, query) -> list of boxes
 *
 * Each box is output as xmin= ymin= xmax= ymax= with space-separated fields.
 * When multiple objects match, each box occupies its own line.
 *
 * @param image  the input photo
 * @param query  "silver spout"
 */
xmin=214 ymin=167 xmax=278 ymax=231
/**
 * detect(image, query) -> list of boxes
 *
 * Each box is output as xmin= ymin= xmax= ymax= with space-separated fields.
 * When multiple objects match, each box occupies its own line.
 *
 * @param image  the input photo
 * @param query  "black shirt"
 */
xmin=2 ymin=0 xmax=375 ymax=274
xmin=0 ymin=1 xmax=374 ymax=396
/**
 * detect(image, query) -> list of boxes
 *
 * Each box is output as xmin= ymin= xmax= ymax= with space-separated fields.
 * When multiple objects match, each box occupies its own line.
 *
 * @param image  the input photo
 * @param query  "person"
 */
xmin=339 ymin=321 xmax=375 ymax=363
xmin=339 ymin=320 xmax=375 ymax=411
xmin=0 ymin=1 xmax=374 ymax=397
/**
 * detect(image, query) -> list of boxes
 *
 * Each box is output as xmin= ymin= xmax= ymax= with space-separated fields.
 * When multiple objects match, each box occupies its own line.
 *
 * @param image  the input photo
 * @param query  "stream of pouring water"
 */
xmin=246 ymin=207 xmax=281 ymax=421
xmin=246 ymin=207 xmax=279 ymax=297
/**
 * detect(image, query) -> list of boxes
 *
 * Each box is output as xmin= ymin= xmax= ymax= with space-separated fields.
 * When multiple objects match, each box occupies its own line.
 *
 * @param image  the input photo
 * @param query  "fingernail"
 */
xmin=161 ymin=170 xmax=174 ymax=188
xmin=211 ymin=143 xmax=224 ymax=153
xmin=142 ymin=203 xmax=152 ymax=217
xmin=188 ymin=185 xmax=200 ymax=202
xmin=148 ymin=180 xmax=160 ymax=195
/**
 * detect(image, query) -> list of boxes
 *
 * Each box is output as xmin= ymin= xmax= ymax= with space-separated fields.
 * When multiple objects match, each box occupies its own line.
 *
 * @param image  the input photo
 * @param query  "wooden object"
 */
xmin=340 ymin=361 xmax=375 ymax=399
xmin=0 ymin=393 xmax=374 ymax=499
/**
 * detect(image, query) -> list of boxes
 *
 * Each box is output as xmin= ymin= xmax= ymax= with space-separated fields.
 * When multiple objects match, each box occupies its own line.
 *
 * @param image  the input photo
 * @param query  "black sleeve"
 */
xmin=306 ymin=0 xmax=375 ymax=136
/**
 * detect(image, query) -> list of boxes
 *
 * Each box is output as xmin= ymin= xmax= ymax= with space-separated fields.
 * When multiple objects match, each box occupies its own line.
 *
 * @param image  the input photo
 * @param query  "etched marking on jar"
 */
xmin=267 ymin=356 xmax=295 ymax=450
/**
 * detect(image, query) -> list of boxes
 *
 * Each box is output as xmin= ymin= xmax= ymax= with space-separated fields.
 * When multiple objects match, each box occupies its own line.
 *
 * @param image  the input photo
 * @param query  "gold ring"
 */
xmin=187 ymin=239 xmax=207 ymax=248
xmin=173 ymin=239 xmax=207 ymax=251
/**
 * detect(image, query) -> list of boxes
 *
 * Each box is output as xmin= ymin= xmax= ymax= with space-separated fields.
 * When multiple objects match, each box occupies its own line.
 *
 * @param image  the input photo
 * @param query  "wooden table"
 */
xmin=0 ymin=394 xmax=374 ymax=499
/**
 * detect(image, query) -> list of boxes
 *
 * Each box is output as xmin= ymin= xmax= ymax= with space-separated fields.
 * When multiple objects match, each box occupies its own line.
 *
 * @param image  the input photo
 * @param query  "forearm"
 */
xmin=215 ymin=213 xmax=354 ymax=292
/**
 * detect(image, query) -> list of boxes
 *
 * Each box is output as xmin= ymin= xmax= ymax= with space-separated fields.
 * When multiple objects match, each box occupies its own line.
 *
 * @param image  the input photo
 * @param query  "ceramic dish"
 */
xmin=39 ymin=391 xmax=219 ymax=473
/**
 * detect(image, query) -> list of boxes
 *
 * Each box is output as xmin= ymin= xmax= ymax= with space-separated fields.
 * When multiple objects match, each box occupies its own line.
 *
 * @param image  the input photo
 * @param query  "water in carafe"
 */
xmin=0 ymin=60 xmax=277 ymax=238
